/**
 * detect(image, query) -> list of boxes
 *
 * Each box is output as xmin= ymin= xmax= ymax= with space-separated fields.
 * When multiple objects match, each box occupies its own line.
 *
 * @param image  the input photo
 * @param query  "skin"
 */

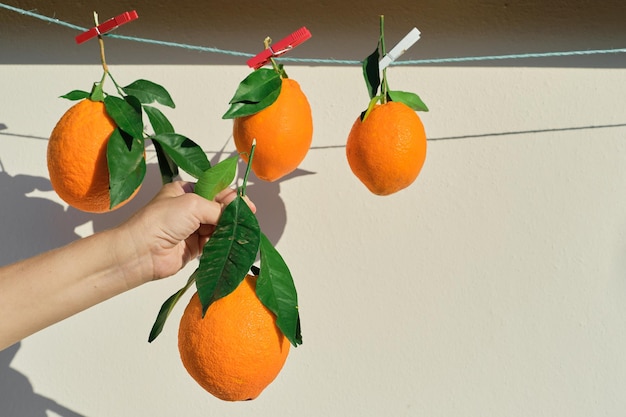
xmin=0 ymin=181 xmax=255 ymax=351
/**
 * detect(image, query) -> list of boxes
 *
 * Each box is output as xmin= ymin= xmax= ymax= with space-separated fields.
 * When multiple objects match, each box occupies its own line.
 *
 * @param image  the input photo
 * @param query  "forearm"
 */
xmin=0 ymin=227 xmax=149 ymax=350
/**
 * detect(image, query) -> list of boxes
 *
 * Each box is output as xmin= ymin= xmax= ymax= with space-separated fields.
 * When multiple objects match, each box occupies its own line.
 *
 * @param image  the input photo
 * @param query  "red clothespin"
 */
xmin=75 ymin=10 xmax=139 ymax=44
xmin=247 ymin=27 xmax=312 ymax=69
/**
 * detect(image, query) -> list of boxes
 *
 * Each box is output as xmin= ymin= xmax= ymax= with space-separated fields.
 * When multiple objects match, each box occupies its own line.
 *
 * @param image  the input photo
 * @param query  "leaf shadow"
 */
xmin=235 ymin=158 xmax=316 ymax=247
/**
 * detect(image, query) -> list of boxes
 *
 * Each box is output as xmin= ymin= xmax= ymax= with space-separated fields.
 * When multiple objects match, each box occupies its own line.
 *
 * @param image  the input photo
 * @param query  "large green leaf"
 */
xmin=194 ymin=156 xmax=238 ymax=201
xmin=151 ymin=133 xmax=210 ymax=179
xmin=123 ymin=79 xmax=175 ymax=108
xmin=107 ymin=128 xmax=146 ymax=208
xmin=362 ymin=45 xmax=381 ymax=99
xmin=103 ymin=95 xmax=144 ymax=139
xmin=258 ymin=233 xmax=302 ymax=346
xmin=222 ymin=69 xmax=282 ymax=119
xmin=195 ymin=195 xmax=261 ymax=315
xmin=148 ymin=270 xmax=197 ymax=342
xmin=388 ymin=90 xmax=429 ymax=112
xmin=60 ymin=90 xmax=89 ymax=101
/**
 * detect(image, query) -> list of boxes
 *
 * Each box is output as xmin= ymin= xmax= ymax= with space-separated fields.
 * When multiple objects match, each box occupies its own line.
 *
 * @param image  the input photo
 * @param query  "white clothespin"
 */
xmin=379 ymin=27 xmax=421 ymax=70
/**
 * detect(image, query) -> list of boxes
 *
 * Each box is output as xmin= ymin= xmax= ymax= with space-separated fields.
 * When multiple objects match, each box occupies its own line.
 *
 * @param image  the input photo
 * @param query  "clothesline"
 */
xmin=1 ymin=2 xmax=625 ymax=66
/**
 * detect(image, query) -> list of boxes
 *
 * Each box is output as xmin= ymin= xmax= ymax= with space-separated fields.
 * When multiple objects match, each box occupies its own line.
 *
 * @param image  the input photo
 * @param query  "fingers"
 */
xmin=153 ymin=180 xmax=190 ymax=200
xmin=214 ymin=188 xmax=257 ymax=213
xmin=179 ymin=181 xmax=196 ymax=194
xmin=183 ymin=193 xmax=223 ymax=227
xmin=157 ymin=181 xmax=256 ymax=218
xmin=214 ymin=187 xmax=238 ymax=204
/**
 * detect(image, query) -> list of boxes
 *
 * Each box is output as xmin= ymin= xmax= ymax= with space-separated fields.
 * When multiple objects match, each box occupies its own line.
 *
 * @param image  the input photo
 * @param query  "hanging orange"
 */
xmin=346 ymin=101 xmax=427 ymax=195
xmin=233 ymin=78 xmax=313 ymax=182
xmin=47 ymin=99 xmax=138 ymax=213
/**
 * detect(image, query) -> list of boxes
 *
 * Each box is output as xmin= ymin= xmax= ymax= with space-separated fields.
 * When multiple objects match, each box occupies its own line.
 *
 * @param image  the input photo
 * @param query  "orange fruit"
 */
xmin=233 ymin=78 xmax=313 ymax=182
xmin=47 ymin=99 xmax=139 ymax=213
xmin=178 ymin=275 xmax=290 ymax=401
xmin=346 ymin=101 xmax=427 ymax=195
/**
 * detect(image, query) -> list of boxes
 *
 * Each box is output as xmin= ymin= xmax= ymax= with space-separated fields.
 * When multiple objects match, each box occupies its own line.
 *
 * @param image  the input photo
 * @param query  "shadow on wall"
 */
xmin=0 ymin=342 xmax=86 ymax=417
xmin=0 ymin=159 xmax=299 ymax=260
xmin=0 ymin=165 xmax=162 ymax=416
xmin=0 ymin=164 xmax=165 ymax=267
xmin=234 ymin=158 xmax=316 ymax=246
xmin=0 ymin=170 xmax=88 ymax=265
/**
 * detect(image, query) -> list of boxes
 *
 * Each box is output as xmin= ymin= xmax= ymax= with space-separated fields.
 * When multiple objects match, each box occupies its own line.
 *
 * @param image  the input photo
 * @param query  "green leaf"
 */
xmin=195 ymin=195 xmax=261 ymax=315
xmin=222 ymin=69 xmax=282 ymax=119
xmin=362 ymin=45 xmax=381 ymax=99
xmin=148 ymin=271 xmax=197 ymax=342
xmin=123 ymin=79 xmax=175 ymax=108
xmin=107 ymin=128 xmax=146 ymax=208
xmin=143 ymin=106 xmax=179 ymax=183
xmin=228 ymin=68 xmax=282 ymax=104
xmin=151 ymin=133 xmax=210 ymax=179
xmin=60 ymin=90 xmax=89 ymax=101
xmin=388 ymin=90 xmax=429 ymax=112
xmin=153 ymin=141 xmax=179 ymax=184
xmin=222 ymin=88 xmax=281 ymax=119
xmin=258 ymin=233 xmax=302 ymax=346
xmin=103 ymin=95 xmax=144 ymax=139
xmin=125 ymin=94 xmax=143 ymax=115
xmin=194 ymin=156 xmax=238 ymax=201
xmin=143 ymin=105 xmax=174 ymax=135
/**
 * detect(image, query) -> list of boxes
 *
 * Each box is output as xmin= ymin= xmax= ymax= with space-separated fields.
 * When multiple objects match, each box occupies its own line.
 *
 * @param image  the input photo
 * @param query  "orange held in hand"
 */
xmin=346 ymin=102 xmax=427 ymax=196
xmin=233 ymin=78 xmax=313 ymax=182
xmin=47 ymin=99 xmax=139 ymax=213
xmin=178 ymin=275 xmax=291 ymax=401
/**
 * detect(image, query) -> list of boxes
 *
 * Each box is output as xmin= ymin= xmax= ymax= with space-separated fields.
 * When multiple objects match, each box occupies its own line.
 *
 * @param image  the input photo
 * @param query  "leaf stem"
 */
xmin=380 ymin=15 xmax=389 ymax=104
xmin=107 ymin=72 xmax=126 ymax=96
xmin=240 ymin=140 xmax=256 ymax=197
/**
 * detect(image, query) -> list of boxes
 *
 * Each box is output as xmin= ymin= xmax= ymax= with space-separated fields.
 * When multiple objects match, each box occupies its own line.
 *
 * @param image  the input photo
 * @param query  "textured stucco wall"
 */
xmin=2 ymin=1 xmax=626 ymax=416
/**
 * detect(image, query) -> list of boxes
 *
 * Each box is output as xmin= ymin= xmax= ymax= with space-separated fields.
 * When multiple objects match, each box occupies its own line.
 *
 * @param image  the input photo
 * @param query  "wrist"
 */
xmin=109 ymin=222 xmax=155 ymax=288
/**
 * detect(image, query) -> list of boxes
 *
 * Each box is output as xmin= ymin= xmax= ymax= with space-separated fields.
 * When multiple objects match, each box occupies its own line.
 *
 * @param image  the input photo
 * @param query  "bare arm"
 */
xmin=0 ymin=181 xmax=251 ymax=351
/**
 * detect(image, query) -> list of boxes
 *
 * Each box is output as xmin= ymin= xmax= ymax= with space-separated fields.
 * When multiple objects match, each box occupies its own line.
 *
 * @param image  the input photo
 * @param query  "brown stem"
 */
xmin=94 ymin=11 xmax=109 ymax=74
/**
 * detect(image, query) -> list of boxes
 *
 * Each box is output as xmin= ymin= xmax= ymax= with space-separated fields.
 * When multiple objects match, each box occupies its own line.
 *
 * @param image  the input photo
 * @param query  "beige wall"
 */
xmin=2 ymin=1 xmax=626 ymax=416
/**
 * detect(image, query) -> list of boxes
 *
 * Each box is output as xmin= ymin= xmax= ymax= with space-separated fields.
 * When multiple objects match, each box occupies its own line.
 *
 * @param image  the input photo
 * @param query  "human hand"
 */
xmin=117 ymin=181 xmax=256 ymax=285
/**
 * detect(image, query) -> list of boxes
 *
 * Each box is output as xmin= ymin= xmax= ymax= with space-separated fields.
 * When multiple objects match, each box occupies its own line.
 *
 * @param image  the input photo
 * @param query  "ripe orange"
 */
xmin=178 ymin=275 xmax=290 ymax=401
xmin=47 ymin=99 xmax=138 ymax=213
xmin=233 ymin=78 xmax=313 ymax=182
xmin=346 ymin=101 xmax=427 ymax=195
